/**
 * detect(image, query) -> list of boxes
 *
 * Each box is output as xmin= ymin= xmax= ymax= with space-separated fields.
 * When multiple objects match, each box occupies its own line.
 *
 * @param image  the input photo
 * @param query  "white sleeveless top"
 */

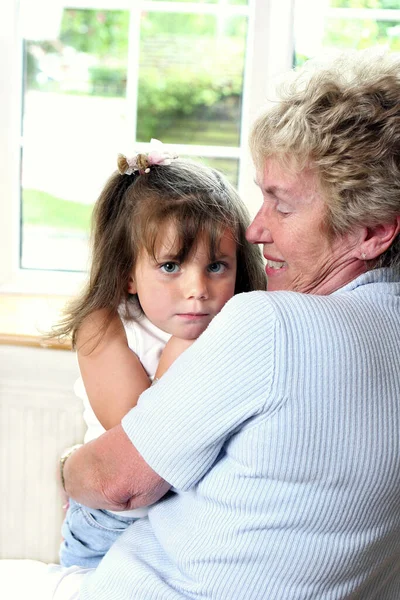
xmin=74 ymin=311 xmax=170 ymax=517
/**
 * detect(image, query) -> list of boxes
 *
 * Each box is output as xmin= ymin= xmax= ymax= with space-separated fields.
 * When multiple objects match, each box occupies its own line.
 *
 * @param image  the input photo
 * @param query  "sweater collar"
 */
xmin=333 ymin=266 xmax=400 ymax=295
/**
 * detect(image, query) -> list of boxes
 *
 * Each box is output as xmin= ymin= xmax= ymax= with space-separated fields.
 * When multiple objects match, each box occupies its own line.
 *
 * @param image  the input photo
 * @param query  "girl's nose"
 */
xmin=184 ymin=271 xmax=209 ymax=300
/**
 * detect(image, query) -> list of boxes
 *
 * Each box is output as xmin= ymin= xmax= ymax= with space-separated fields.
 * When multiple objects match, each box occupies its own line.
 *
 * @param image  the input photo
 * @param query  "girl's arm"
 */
xmin=154 ymin=336 xmax=195 ymax=380
xmin=77 ymin=309 xmax=151 ymax=430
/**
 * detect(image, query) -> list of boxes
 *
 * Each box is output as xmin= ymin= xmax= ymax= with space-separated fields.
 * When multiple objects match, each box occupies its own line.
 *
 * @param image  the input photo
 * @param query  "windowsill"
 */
xmin=0 ymin=293 xmax=72 ymax=350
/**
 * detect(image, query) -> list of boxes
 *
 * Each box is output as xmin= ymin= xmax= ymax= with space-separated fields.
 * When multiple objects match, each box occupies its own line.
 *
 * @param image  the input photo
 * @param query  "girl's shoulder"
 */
xmin=119 ymin=307 xmax=170 ymax=352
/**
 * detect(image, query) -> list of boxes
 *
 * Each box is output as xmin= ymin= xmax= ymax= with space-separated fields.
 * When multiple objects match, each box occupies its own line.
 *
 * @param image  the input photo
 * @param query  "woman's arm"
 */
xmin=77 ymin=309 xmax=151 ymax=430
xmin=64 ymin=294 xmax=274 ymax=511
xmin=65 ymin=332 xmax=193 ymax=509
xmin=63 ymin=424 xmax=171 ymax=510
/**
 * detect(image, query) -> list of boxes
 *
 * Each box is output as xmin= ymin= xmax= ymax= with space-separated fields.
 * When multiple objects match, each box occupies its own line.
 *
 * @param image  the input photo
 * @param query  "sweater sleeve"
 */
xmin=122 ymin=291 xmax=279 ymax=490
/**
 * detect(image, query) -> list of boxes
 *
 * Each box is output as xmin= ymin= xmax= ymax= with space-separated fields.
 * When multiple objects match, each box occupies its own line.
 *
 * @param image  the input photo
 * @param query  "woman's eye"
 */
xmin=208 ymin=262 xmax=226 ymax=274
xmin=276 ymin=204 xmax=291 ymax=215
xmin=160 ymin=262 xmax=180 ymax=274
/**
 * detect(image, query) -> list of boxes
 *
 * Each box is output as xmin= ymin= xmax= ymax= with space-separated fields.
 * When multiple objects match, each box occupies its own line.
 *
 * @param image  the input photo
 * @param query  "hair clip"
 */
xmin=117 ymin=138 xmax=178 ymax=175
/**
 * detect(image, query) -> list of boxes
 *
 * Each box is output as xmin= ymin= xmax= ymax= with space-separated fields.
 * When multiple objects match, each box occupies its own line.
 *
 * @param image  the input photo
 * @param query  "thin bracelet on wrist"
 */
xmin=59 ymin=444 xmax=82 ymax=491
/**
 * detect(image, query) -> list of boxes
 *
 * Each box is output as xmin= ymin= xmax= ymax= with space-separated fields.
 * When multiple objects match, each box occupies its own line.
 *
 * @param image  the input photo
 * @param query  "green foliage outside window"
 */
xmin=26 ymin=9 xmax=245 ymax=142
xmin=25 ymin=4 xmax=399 ymax=141
xmin=296 ymin=0 xmax=400 ymax=65
xmin=331 ymin=0 xmax=399 ymax=8
xmin=60 ymin=10 xmax=128 ymax=58
xmin=324 ymin=18 xmax=400 ymax=51
xmin=22 ymin=1 xmax=399 ymax=244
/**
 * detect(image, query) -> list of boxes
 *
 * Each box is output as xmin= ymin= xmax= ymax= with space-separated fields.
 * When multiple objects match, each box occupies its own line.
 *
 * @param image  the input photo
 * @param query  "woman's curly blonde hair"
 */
xmin=250 ymin=50 xmax=400 ymax=268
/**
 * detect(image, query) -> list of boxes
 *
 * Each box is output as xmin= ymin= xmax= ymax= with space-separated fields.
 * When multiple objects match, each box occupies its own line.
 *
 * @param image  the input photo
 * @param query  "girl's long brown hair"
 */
xmin=51 ymin=158 xmax=266 ymax=348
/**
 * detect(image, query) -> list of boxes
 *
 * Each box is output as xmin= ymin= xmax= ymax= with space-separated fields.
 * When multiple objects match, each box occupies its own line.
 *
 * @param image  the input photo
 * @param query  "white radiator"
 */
xmin=0 ymin=345 xmax=85 ymax=563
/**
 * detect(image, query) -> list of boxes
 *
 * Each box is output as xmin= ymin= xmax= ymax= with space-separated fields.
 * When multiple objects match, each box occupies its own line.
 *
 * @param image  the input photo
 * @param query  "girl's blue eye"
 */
xmin=160 ymin=262 xmax=180 ymax=274
xmin=208 ymin=262 xmax=225 ymax=273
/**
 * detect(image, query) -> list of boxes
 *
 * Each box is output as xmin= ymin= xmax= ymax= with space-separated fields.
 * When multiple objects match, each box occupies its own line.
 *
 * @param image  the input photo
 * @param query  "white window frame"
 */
xmin=0 ymin=0 xmax=295 ymax=294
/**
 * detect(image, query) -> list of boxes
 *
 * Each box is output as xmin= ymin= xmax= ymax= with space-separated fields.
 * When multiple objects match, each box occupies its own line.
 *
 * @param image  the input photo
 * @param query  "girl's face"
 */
xmin=128 ymin=223 xmax=237 ymax=340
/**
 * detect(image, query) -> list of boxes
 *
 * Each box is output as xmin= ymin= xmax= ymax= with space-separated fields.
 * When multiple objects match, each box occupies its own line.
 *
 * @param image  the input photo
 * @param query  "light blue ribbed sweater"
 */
xmin=81 ymin=267 xmax=400 ymax=600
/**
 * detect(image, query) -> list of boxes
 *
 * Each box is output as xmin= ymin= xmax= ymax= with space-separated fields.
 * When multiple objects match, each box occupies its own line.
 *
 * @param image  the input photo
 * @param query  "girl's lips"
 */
xmin=177 ymin=313 xmax=209 ymax=320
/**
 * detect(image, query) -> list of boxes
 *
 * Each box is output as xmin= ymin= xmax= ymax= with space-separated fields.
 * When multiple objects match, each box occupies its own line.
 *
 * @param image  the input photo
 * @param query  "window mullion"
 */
xmin=238 ymin=0 xmax=294 ymax=216
xmin=125 ymin=7 xmax=142 ymax=145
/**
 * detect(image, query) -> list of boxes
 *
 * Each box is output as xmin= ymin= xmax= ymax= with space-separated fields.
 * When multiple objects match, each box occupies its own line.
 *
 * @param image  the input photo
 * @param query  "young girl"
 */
xmin=54 ymin=140 xmax=266 ymax=568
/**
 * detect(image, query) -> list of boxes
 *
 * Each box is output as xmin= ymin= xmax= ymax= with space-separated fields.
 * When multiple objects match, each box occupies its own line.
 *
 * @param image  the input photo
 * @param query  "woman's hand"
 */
xmin=63 ymin=424 xmax=170 ymax=511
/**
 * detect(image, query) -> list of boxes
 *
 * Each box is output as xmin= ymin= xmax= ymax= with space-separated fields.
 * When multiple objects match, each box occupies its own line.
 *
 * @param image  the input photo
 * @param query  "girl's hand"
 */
xmin=155 ymin=336 xmax=195 ymax=379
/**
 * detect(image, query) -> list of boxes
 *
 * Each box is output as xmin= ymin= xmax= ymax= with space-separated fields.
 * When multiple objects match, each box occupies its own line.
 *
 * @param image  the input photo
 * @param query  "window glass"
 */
xmin=20 ymin=6 xmax=247 ymax=273
xmin=323 ymin=16 xmax=399 ymax=52
xmin=193 ymin=157 xmax=239 ymax=183
xmin=330 ymin=0 xmax=398 ymax=7
xmin=294 ymin=0 xmax=400 ymax=64
xmin=137 ymin=14 xmax=247 ymax=147
xmin=147 ymin=0 xmax=218 ymax=3
xmin=21 ymin=8 xmax=130 ymax=271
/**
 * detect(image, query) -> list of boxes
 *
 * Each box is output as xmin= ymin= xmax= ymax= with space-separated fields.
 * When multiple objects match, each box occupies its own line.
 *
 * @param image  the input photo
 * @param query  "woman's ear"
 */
xmin=359 ymin=216 xmax=400 ymax=260
xmin=128 ymin=275 xmax=137 ymax=294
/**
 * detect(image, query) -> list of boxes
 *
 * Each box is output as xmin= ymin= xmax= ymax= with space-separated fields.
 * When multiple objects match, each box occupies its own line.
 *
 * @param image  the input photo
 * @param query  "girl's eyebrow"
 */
xmin=155 ymin=252 xmax=179 ymax=261
xmin=156 ymin=248 xmax=234 ymax=263
xmin=212 ymin=253 xmax=232 ymax=261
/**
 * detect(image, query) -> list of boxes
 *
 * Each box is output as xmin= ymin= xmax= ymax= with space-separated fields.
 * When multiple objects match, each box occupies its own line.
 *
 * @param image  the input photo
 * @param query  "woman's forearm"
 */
xmin=63 ymin=423 xmax=170 ymax=510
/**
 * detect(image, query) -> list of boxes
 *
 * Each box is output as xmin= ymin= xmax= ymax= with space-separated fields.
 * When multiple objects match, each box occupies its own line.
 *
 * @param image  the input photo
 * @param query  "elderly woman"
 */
xmin=2 ymin=50 xmax=400 ymax=599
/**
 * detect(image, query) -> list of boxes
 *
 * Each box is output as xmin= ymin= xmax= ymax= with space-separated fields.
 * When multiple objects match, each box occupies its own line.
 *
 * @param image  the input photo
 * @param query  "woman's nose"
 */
xmin=246 ymin=209 xmax=273 ymax=244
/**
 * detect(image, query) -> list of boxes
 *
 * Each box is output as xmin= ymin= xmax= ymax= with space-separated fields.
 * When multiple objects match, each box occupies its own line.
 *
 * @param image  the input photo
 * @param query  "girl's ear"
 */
xmin=128 ymin=275 xmax=137 ymax=294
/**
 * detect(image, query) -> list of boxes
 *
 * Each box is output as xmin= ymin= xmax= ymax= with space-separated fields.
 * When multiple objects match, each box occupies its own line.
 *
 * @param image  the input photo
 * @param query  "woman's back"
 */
xmin=81 ymin=267 xmax=400 ymax=600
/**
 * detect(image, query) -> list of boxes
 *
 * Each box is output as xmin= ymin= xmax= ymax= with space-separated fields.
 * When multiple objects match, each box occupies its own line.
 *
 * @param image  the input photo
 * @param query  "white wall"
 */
xmin=0 ymin=345 xmax=85 ymax=562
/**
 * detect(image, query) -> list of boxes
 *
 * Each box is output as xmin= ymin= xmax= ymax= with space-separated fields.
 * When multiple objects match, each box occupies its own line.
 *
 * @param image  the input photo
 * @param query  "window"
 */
xmin=294 ymin=0 xmax=400 ymax=65
xmin=1 ymin=0 xmax=397 ymax=293
xmin=0 ymin=0 xmax=293 ymax=292
xmin=21 ymin=5 xmax=250 ymax=272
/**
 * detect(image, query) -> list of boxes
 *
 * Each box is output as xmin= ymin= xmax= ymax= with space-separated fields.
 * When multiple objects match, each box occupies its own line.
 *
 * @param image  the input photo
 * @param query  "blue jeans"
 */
xmin=60 ymin=498 xmax=139 ymax=568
